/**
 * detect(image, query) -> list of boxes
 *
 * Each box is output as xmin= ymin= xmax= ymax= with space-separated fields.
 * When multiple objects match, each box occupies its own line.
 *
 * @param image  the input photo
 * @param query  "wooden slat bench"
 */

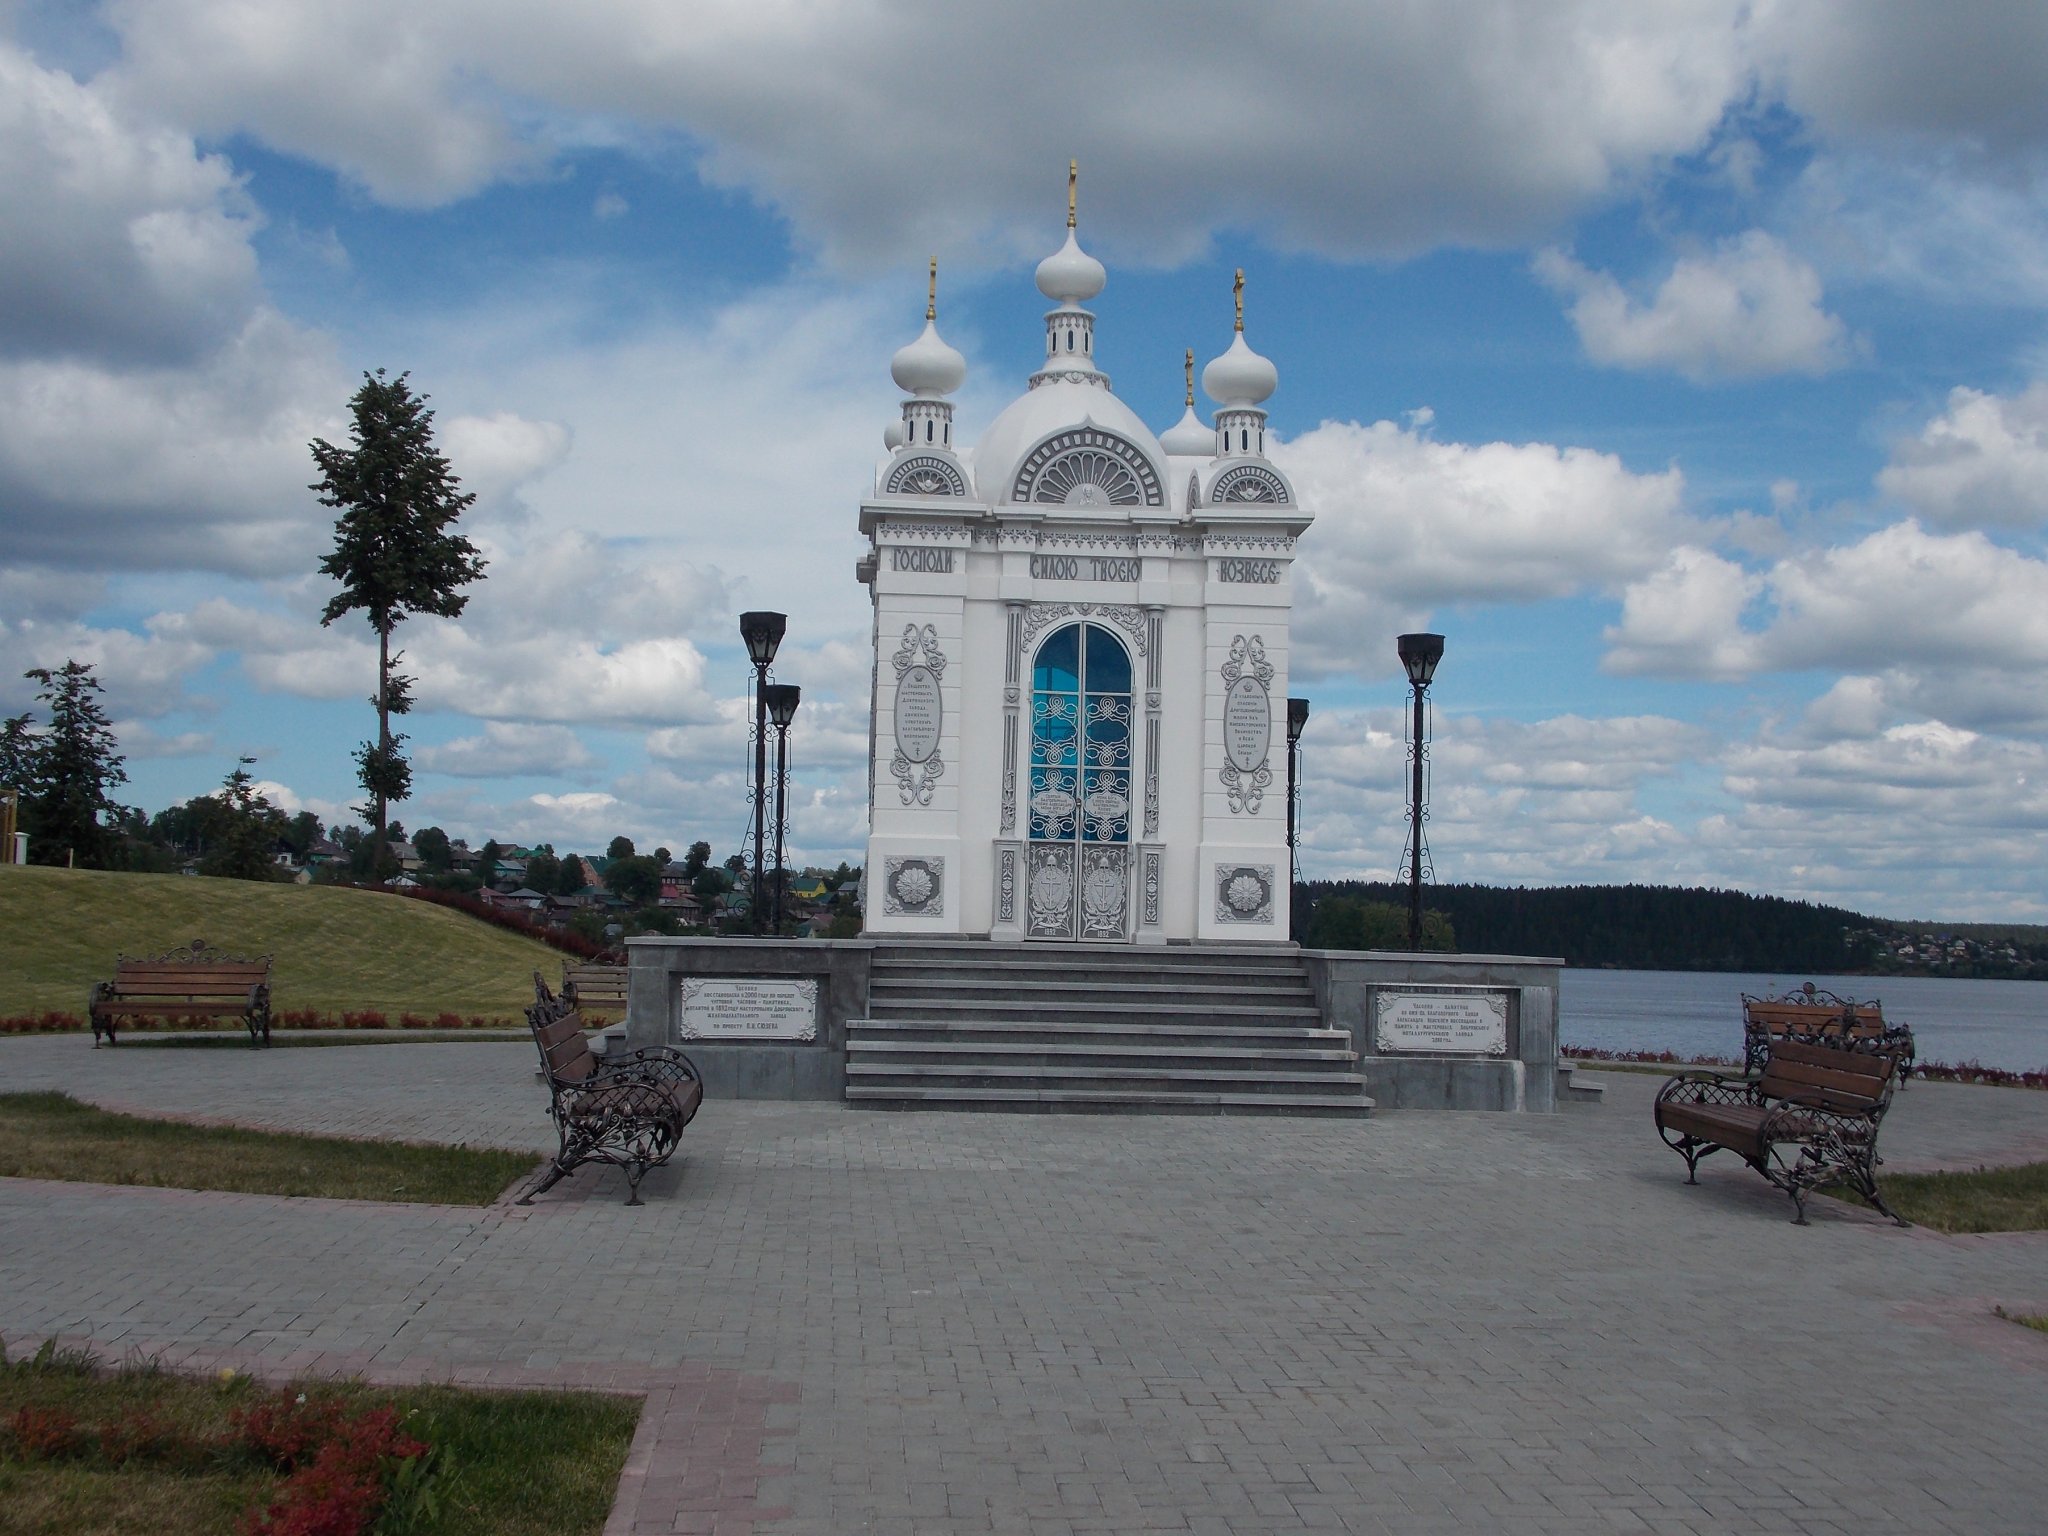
xmin=561 ymin=960 xmax=629 ymax=1019
xmin=522 ymin=975 xmax=702 ymax=1206
xmin=1654 ymin=1037 xmax=1907 ymax=1225
xmin=88 ymin=940 xmax=273 ymax=1048
xmin=1741 ymin=985 xmax=1915 ymax=1077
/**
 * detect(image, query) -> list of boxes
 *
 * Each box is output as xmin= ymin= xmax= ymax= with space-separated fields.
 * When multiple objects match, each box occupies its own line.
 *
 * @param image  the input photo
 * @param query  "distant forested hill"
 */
xmin=1299 ymin=881 xmax=1877 ymax=973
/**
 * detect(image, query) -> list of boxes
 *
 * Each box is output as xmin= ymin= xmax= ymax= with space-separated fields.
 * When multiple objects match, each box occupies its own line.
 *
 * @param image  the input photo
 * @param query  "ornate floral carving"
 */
xmin=1018 ymin=602 xmax=1149 ymax=657
xmin=1214 ymin=864 xmax=1275 ymax=924
xmin=883 ymin=454 xmax=969 ymax=497
xmin=996 ymin=846 xmax=1018 ymax=924
xmin=883 ymin=856 xmax=944 ymax=917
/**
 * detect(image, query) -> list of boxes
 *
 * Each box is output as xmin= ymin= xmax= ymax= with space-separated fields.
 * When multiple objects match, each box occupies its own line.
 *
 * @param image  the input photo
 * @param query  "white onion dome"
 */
xmin=1035 ymin=229 xmax=1106 ymax=304
xmin=890 ymin=318 xmax=966 ymax=397
xmin=1202 ymin=330 xmax=1277 ymax=407
xmin=883 ymin=418 xmax=909 ymax=450
xmin=1160 ymin=403 xmax=1213 ymax=457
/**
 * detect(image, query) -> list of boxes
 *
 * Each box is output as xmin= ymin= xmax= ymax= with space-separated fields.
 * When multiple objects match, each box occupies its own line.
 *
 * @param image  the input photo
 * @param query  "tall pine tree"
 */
xmin=17 ymin=660 xmax=128 ymax=868
xmin=311 ymin=371 xmax=486 ymax=880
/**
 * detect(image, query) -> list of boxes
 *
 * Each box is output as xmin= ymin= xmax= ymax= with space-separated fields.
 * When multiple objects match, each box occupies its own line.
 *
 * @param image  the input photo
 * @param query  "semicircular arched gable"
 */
xmin=1010 ymin=427 xmax=1165 ymax=509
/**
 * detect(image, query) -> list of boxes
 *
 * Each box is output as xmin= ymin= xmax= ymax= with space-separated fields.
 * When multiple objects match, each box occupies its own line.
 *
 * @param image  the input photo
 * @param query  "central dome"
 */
xmin=971 ymin=379 xmax=1168 ymax=510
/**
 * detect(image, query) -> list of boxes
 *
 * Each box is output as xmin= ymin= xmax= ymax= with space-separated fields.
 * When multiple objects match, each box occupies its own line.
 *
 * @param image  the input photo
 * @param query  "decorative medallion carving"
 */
xmin=1210 ymin=463 xmax=1290 ymax=504
xmin=1219 ymin=633 xmax=1275 ymax=814
xmin=1215 ymin=864 xmax=1276 ymax=924
xmin=890 ymin=624 xmax=947 ymax=806
xmin=883 ymin=856 xmax=944 ymax=918
xmin=1013 ymin=427 xmax=1164 ymax=508
xmin=883 ymin=454 xmax=968 ymax=497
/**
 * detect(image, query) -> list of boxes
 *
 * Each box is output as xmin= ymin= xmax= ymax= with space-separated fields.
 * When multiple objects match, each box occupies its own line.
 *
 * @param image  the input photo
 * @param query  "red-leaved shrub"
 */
xmin=238 ymin=1401 xmax=428 ymax=1536
xmin=6 ymin=1404 xmax=81 ymax=1459
xmin=232 ymin=1389 xmax=351 ymax=1472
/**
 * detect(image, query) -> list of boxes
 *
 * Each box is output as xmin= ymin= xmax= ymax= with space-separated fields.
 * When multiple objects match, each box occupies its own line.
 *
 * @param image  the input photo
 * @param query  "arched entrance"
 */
xmin=1026 ymin=622 xmax=1133 ymax=939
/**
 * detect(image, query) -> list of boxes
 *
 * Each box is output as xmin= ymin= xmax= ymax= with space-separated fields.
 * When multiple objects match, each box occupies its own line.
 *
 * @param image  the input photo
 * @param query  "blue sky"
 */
xmin=5 ymin=2 xmax=2048 ymax=918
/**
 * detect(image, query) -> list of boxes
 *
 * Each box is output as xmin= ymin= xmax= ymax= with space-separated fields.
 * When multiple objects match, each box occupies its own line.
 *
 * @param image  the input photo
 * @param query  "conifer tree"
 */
xmin=311 ymin=370 xmax=486 ymax=879
xmin=16 ymin=661 xmax=128 ymax=868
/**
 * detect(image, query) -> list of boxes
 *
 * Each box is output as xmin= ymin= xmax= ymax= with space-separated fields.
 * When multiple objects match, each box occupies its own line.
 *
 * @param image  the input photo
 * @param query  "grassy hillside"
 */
xmin=0 ymin=866 xmax=560 ymax=1018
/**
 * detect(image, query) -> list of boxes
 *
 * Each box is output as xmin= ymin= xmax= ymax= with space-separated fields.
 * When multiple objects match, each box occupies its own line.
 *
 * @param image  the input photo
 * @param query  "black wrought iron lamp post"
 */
xmin=1396 ymin=632 xmax=1444 ymax=950
xmin=738 ymin=611 xmax=786 ymax=936
xmin=1285 ymin=697 xmax=1309 ymax=883
xmin=762 ymin=683 xmax=801 ymax=936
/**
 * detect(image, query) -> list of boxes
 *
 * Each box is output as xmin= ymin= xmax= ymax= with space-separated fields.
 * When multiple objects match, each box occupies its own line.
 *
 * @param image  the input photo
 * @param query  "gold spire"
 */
xmin=1184 ymin=348 xmax=1195 ymax=407
xmin=926 ymin=257 xmax=938 ymax=322
xmin=1067 ymin=159 xmax=1078 ymax=229
xmin=1233 ymin=268 xmax=1244 ymax=333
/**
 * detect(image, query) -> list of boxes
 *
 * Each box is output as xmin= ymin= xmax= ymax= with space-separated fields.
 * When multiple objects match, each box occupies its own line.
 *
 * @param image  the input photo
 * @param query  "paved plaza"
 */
xmin=3 ymin=1036 xmax=2047 ymax=1534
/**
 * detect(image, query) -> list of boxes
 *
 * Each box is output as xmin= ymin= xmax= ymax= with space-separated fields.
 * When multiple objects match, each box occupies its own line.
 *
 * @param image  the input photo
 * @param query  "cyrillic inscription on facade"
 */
xmin=1218 ymin=558 xmax=1281 ymax=584
xmin=891 ymin=546 xmax=955 ymax=573
xmin=1030 ymin=554 xmax=1141 ymax=582
xmin=677 ymin=977 xmax=819 ymax=1042
xmin=1374 ymin=987 xmax=1508 ymax=1056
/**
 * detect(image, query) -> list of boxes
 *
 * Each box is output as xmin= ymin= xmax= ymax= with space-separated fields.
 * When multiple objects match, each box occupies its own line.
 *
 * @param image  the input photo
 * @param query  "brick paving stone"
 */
xmin=3 ymin=1038 xmax=2048 ymax=1531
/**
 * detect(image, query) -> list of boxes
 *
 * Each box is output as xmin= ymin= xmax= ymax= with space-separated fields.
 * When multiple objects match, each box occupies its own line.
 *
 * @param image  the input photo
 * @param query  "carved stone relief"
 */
xmin=890 ymin=623 xmax=947 ymax=806
xmin=1214 ymin=864 xmax=1276 ymax=924
xmin=1219 ymin=634 xmax=1275 ymax=814
xmin=883 ymin=856 xmax=944 ymax=918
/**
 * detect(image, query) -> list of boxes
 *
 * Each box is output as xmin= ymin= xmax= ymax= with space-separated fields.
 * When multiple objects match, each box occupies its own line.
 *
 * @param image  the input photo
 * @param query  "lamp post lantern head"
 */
xmin=739 ymin=611 xmax=787 ymax=668
xmin=763 ymin=683 xmax=801 ymax=729
xmin=1397 ymin=632 xmax=1445 ymax=689
xmin=1286 ymin=696 xmax=1310 ymax=745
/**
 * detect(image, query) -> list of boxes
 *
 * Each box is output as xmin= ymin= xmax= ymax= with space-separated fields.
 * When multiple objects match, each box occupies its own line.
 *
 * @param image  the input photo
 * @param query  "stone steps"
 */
xmin=847 ymin=941 xmax=1371 ymax=1117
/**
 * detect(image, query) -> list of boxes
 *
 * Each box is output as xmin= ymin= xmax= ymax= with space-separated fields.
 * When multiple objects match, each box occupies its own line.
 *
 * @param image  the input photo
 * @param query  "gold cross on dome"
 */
xmin=1068 ymin=159 xmax=1078 ymax=228
xmin=926 ymin=258 xmax=937 ymax=321
xmin=1233 ymin=269 xmax=1245 ymax=332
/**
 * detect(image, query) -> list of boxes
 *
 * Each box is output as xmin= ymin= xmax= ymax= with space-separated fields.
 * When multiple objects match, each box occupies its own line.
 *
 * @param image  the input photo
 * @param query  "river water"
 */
xmin=1560 ymin=968 xmax=2048 ymax=1073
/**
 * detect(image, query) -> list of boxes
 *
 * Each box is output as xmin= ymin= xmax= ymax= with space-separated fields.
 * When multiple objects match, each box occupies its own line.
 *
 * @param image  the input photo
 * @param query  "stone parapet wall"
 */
xmin=1299 ymin=949 xmax=1563 ymax=1112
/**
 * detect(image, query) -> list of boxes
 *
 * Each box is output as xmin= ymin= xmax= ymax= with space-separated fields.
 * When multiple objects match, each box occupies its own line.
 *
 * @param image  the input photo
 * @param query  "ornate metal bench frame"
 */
xmin=522 ymin=976 xmax=702 ymax=1206
xmin=87 ymin=939 xmax=273 ymax=1048
xmin=1655 ymin=1038 xmax=1906 ymax=1226
xmin=1740 ymin=986 xmax=1915 ymax=1078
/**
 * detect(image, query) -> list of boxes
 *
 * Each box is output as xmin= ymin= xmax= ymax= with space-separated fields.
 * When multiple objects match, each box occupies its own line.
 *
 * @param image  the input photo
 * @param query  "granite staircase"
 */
xmin=845 ymin=941 xmax=1372 ymax=1116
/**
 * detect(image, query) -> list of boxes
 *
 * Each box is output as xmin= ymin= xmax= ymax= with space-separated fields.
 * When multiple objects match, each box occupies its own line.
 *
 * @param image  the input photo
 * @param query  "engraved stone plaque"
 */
xmin=1374 ymin=987 xmax=1508 ymax=1056
xmin=677 ymin=977 xmax=819 ymax=1042
xmin=1223 ymin=675 xmax=1271 ymax=774
xmin=894 ymin=664 xmax=942 ymax=764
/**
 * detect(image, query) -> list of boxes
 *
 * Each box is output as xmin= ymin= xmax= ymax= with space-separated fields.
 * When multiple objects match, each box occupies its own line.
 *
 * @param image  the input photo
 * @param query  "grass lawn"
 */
xmin=1826 ymin=1161 xmax=2048 ymax=1233
xmin=0 ymin=866 xmax=558 ymax=1018
xmin=0 ymin=1343 xmax=638 ymax=1536
xmin=0 ymin=1093 xmax=537 ymax=1206
xmin=1996 ymin=1307 xmax=2048 ymax=1334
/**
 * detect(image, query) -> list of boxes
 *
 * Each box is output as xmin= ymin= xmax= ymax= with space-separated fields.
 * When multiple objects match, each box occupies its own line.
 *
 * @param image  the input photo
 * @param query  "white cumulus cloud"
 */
xmin=1878 ymin=382 xmax=2048 ymax=529
xmin=1276 ymin=418 xmax=1692 ymax=675
xmin=1535 ymin=232 xmax=1857 ymax=382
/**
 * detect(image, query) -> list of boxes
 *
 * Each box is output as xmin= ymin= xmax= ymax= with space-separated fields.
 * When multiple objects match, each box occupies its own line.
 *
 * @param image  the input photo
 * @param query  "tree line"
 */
xmin=1299 ymin=880 xmax=1878 ymax=972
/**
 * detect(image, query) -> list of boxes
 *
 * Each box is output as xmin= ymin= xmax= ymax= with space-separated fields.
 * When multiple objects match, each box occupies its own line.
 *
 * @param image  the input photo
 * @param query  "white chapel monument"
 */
xmin=626 ymin=168 xmax=1563 ymax=1116
xmin=860 ymin=167 xmax=1310 ymax=943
